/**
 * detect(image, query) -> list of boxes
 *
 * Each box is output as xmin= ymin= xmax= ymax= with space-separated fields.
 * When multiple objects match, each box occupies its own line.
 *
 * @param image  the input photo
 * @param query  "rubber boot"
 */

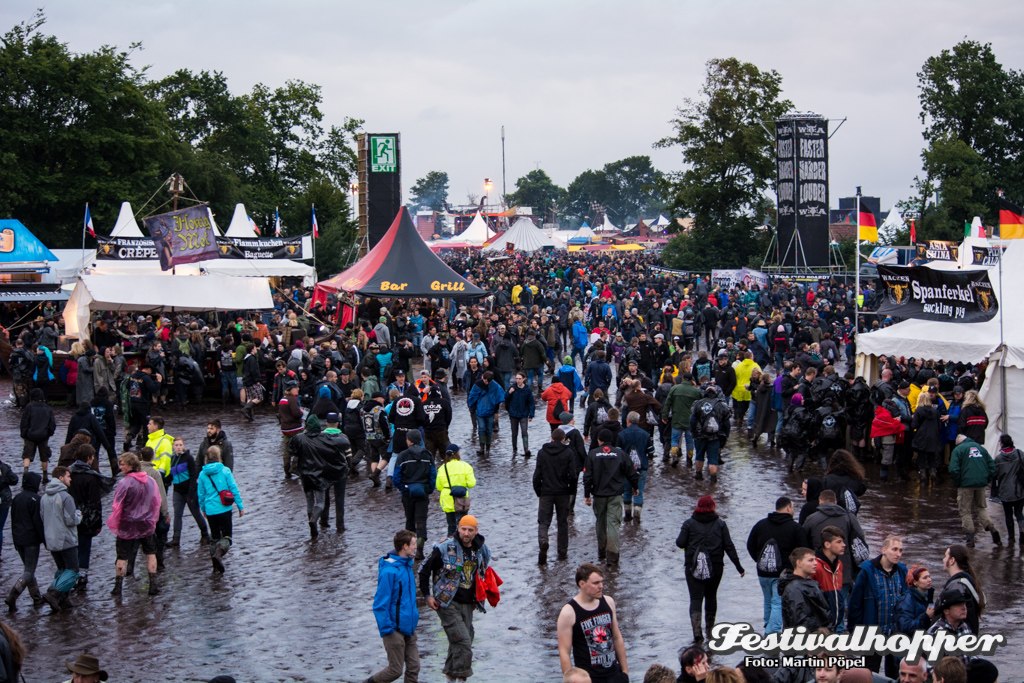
xmin=211 ymin=544 xmax=227 ymax=573
xmin=606 ymin=551 xmax=619 ymax=567
xmin=41 ymin=587 xmax=61 ymax=611
xmin=879 ymin=465 xmax=889 ymax=482
xmin=76 ymin=570 xmax=88 ymax=589
xmin=1019 ymin=530 xmax=1024 ymax=546
xmin=694 ymin=466 xmax=704 ymax=481
xmin=166 ymin=536 xmax=180 ymax=548
xmin=691 ymin=614 xmax=704 ymax=643
xmin=5 ymin=581 xmax=25 ymax=613
xmin=242 ymin=401 xmax=255 ymax=422
xmin=385 ymin=476 xmax=393 ymax=492
xmin=309 ymin=522 xmax=319 ymax=540
xmin=686 ymin=450 xmax=694 ymax=468
xmin=633 ymin=505 xmax=642 ymax=523
xmin=670 ymin=447 xmax=681 ymax=467
xmin=148 ymin=572 xmax=159 ymax=595
xmin=709 ymin=473 xmax=718 ymax=484
xmin=200 ymin=532 xmax=211 ymax=546
xmin=415 ymin=538 xmax=425 ymax=561
xmin=58 ymin=592 xmax=75 ymax=610
xmin=598 ymin=545 xmax=606 ymax=561
xmin=370 ymin=468 xmax=382 ymax=487
xmin=27 ymin=579 xmax=43 ymax=607
xmin=990 ymin=527 xmax=1002 ymax=546
xmin=623 ymin=503 xmax=633 ymax=521
xmin=966 ymin=532 xmax=976 ymax=548
xmin=538 ymin=540 xmax=549 ymax=565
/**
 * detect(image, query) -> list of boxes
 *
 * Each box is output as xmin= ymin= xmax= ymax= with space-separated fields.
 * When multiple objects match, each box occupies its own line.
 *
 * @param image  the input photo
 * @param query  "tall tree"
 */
xmin=506 ymin=169 xmax=565 ymax=224
xmin=409 ymin=171 xmax=450 ymax=212
xmin=603 ymin=156 xmax=664 ymax=224
xmin=564 ymin=169 xmax=617 ymax=226
xmin=655 ymin=58 xmax=791 ymax=270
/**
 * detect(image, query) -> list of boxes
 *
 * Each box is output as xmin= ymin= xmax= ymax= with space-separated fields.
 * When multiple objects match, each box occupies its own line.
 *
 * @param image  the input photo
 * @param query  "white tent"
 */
xmin=482 ymin=217 xmax=561 ymax=252
xmin=457 ymin=212 xmax=494 ymax=245
xmin=650 ymin=214 xmax=671 ymax=228
xmin=593 ymin=215 xmax=618 ymax=233
xmin=225 ymin=203 xmax=257 ymax=237
xmin=573 ymin=225 xmax=598 ymax=241
xmin=856 ymin=239 xmax=1021 ymax=455
xmin=109 ymin=202 xmax=145 ymax=238
xmin=63 ymin=273 xmax=274 ymax=339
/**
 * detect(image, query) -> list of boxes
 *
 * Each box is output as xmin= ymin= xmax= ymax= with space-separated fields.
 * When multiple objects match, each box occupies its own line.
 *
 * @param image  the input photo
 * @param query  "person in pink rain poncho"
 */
xmin=106 ymin=452 xmax=162 ymax=598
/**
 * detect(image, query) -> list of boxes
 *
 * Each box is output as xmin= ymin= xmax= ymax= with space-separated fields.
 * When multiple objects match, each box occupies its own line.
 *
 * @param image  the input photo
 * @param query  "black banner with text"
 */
xmin=876 ymin=265 xmax=998 ymax=323
xmin=97 ymin=236 xmax=305 ymax=260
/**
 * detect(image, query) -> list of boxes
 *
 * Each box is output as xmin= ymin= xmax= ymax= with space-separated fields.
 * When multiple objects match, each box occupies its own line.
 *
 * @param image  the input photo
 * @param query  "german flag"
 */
xmin=858 ymin=203 xmax=878 ymax=242
xmin=999 ymin=196 xmax=1024 ymax=239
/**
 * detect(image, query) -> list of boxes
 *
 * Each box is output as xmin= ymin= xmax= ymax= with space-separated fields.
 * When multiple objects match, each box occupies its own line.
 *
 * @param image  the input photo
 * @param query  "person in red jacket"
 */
xmin=811 ymin=525 xmax=846 ymax=632
xmin=871 ymin=402 xmax=906 ymax=482
xmin=541 ymin=378 xmax=573 ymax=428
xmin=277 ymin=382 xmax=303 ymax=478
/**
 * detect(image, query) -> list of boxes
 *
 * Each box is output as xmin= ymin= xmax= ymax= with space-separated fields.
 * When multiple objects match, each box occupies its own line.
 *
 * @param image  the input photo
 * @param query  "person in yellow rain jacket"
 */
xmin=145 ymin=416 xmax=174 ymax=485
xmin=436 ymin=444 xmax=476 ymax=538
xmin=731 ymin=352 xmax=761 ymax=427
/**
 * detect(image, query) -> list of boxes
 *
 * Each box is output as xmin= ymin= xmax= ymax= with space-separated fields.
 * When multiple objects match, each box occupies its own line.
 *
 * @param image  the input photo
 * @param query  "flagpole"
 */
xmin=81 ymin=203 xmax=87 ymax=270
xmin=854 ymin=189 xmax=861 ymax=335
xmin=312 ymin=203 xmax=317 ymax=276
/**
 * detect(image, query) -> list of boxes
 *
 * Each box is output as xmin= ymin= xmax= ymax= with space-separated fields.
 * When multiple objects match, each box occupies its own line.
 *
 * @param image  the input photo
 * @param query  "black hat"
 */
xmin=325 ymin=412 xmax=340 ymax=423
xmin=936 ymin=589 xmax=967 ymax=613
xmin=597 ymin=428 xmax=613 ymax=443
xmin=371 ymin=391 xmax=384 ymax=400
xmin=559 ymin=411 xmax=573 ymax=425
xmin=898 ymin=380 xmax=911 ymax=390
xmin=394 ymin=368 xmax=405 ymax=376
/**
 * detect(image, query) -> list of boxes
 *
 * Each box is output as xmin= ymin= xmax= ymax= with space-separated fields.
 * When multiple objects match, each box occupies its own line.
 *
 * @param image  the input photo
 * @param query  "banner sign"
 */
xmin=361 ymin=133 xmax=402 ymax=249
xmin=775 ymin=116 xmax=830 ymax=267
xmin=712 ymin=268 xmax=768 ymax=289
xmin=876 ymin=265 xmax=998 ymax=322
xmin=142 ymin=206 xmax=219 ymax=271
xmin=98 ymin=235 xmax=305 ymax=260
xmin=915 ymin=241 xmax=959 ymax=262
xmin=650 ymin=266 xmax=690 ymax=277
xmin=971 ymin=245 xmax=1004 ymax=266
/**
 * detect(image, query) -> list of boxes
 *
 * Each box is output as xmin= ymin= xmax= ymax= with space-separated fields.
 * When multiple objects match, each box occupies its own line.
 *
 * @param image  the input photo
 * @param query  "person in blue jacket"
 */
xmin=556 ymin=357 xmax=585 ymax=411
xmin=570 ymin=319 xmax=589 ymax=370
xmin=196 ymin=447 xmax=244 ymax=574
xmin=505 ymin=372 xmax=535 ymax=457
xmin=895 ymin=564 xmax=935 ymax=636
xmin=365 ymin=529 xmax=420 ymax=683
xmin=847 ymin=535 xmax=908 ymax=678
xmin=467 ymin=371 xmax=505 ymax=455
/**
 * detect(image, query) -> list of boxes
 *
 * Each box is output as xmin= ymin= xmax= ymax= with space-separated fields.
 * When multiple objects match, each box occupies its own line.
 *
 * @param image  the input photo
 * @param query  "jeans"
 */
xmin=220 ymin=373 xmax=239 ymax=401
xmin=623 ymin=469 xmax=647 ymax=507
xmin=538 ymin=494 xmax=571 ymax=556
xmin=173 ymin=490 xmax=209 ymax=540
xmin=509 ymin=416 xmax=530 ymax=452
xmin=526 ymin=368 xmax=543 ymax=390
xmin=497 ymin=372 xmax=512 ymax=391
xmin=694 ymin=438 xmax=721 ymax=466
xmin=746 ymin=402 xmax=757 ymax=429
xmin=77 ymin=527 xmax=93 ymax=571
xmin=671 ymin=427 xmax=695 ymax=452
xmin=322 ymin=479 xmax=346 ymax=530
xmin=570 ymin=345 xmax=586 ymax=370
xmin=372 ymin=631 xmax=420 ymax=683
xmin=775 ymin=352 xmax=785 ymax=372
xmin=402 ymin=495 xmax=429 ymax=541
xmin=437 ymin=601 xmax=476 ymax=679
xmin=758 ymin=576 xmax=783 ymax=634
xmin=593 ymin=495 xmax=623 ymax=554
xmin=477 ymin=415 xmax=494 ymax=446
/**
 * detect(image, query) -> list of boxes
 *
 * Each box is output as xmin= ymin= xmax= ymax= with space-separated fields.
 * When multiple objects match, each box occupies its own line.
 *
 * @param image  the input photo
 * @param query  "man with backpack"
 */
xmin=689 ymin=385 xmax=732 ymax=483
xmin=218 ymin=338 xmax=240 ymax=405
xmin=662 ymin=373 xmax=702 ymax=468
xmin=583 ymin=429 xmax=639 ymax=567
xmin=746 ymin=496 xmax=809 ymax=634
xmin=803 ymin=489 xmax=867 ymax=605
xmin=617 ymin=412 xmax=653 ymax=523
xmin=391 ymin=431 xmax=436 ymax=561
xmin=20 ymin=388 xmax=55 ymax=481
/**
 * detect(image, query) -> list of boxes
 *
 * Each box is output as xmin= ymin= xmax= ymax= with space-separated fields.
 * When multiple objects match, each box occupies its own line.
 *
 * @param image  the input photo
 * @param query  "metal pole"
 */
xmin=312 ymin=204 xmax=317 ymax=275
xmin=501 ymin=126 xmax=506 ymax=200
xmin=999 ymin=243 xmax=1006 ymax=431
xmin=854 ymin=188 xmax=861 ymax=334
xmin=81 ymin=202 xmax=87 ymax=270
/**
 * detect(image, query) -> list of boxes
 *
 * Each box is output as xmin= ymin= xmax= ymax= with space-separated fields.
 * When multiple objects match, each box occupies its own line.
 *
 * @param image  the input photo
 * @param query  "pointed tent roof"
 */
xmin=573 ymin=225 xmax=598 ymax=240
xmin=225 ymin=203 xmax=257 ymax=238
xmin=315 ymin=207 xmax=486 ymax=298
xmin=457 ymin=212 xmax=494 ymax=245
xmin=483 ymin=217 xmax=561 ymax=252
xmin=651 ymin=214 xmax=671 ymax=227
xmin=0 ymin=219 xmax=58 ymax=264
xmin=109 ymin=202 xmax=144 ymax=238
xmin=594 ymin=215 xmax=618 ymax=232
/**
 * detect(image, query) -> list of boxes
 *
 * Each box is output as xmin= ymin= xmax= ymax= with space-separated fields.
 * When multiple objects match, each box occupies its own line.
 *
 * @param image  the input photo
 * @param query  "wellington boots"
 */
xmin=538 ymin=541 xmax=549 ymax=565
xmin=242 ymin=401 xmax=255 ymax=422
xmin=5 ymin=581 xmax=24 ymax=613
xmin=27 ymin=579 xmax=43 ymax=607
xmin=990 ymin=527 xmax=1003 ymax=546
xmin=58 ymin=593 xmax=75 ymax=610
xmin=664 ymin=448 xmax=673 ymax=463
xmin=694 ymin=468 xmax=704 ymax=481
xmin=623 ymin=503 xmax=633 ymax=521
xmin=633 ymin=505 xmax=642 ymax=523
xmin=211 ymin=544 xmax=227 ymax=573
xmin=41 ymin=587 xmax=61 ymax=612
xmin=415 ymin=538 xmax=425 ymax=561
xmin=606 ymin=551 xmax=619 ymax=567
xmin=691 ymin=615 xmax=704 ymax=643
xmin=709 ymin=474 xmax=718 ymax=484
xmin=385 ymin=476 xmax=393 ymax=492
xmin=686 ymin=450 xmax=694 ymax=468
xmin=966 ymin=532 xmax=976 ymax=548
xmin=148 ymin=572 xmax=159 ymax=595
xmin=370 ymin=469 xmax=382 ymax=487
xmin=165 ymin=537 xmax=180 ymax=548
xmin=309 ymin=522 xmax=319 ymax=541
xmin=670 ymin=447 xmax=681 ymax=467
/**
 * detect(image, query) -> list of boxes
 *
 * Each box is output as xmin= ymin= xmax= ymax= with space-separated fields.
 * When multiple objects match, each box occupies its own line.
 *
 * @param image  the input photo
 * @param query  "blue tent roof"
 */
xmin=0 ymin=220 xmax=58 ymax=264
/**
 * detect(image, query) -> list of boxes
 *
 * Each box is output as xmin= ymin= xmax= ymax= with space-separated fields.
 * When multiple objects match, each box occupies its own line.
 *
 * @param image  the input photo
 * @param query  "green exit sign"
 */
xmin=370 ymin=135 xmax=397 ymax=173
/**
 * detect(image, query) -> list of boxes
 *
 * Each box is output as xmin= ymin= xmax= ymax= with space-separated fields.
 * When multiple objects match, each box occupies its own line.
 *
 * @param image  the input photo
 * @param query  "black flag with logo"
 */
xmin=876 ymin=265 xmax=998 ymax=323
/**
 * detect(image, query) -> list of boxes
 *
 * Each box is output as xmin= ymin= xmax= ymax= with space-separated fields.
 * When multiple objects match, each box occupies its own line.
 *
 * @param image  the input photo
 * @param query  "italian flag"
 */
xmin=965 ymin=217 xmax=986 ymax=239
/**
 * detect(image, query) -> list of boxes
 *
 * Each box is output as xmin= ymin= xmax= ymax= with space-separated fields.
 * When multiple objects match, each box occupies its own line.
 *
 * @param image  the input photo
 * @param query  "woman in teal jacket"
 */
xmin=196 ymin=446 xmax=243 ymax=573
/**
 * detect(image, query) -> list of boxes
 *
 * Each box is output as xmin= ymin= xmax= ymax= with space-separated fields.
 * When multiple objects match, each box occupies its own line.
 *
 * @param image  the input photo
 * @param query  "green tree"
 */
xmin=507 ymin=169 xmax=566 ymax=224
xmin=603 ymin=156 xmax=664 ymax=224
xmin=409 ymin=171 xmax=450 ymax=212
xmin=655 ymin=58 xmax=791 ymax=270
xmin=564 ymin=169 xmax=617 ymax=226
xmin=0 ymin=13 xmax=173 ymax=245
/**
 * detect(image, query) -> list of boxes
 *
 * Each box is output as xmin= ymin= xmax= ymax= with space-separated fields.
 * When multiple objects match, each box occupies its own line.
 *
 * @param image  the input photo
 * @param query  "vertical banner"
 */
xmin=775 ymin=115 xmax=829 ymax=267
xmin=142 ymin=205 xmax=219 ymax=271
xmin=365 ymin=133 xmax=402 ymax=249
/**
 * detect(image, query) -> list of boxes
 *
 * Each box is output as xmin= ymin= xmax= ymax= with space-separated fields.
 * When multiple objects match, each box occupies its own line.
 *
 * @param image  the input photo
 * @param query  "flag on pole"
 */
xmin=311 ymin=205 xmax=319 ymax=239
xmin=84 ymin=204 xmax=96 ymax=238
xmin=857 ymin=199 xmax=877 ymax=242
xmin=909 ymin=219 xmax=916 ymax=244
xmin=965 ymin=216 xmax=986 ymax=239
xmin=248 ymin=215 xmax=261 ymax=236
xmin=999 ymin=196 xmax=1024 ymax=239
xmin=274 ymin=207 xmax=282 ymax=237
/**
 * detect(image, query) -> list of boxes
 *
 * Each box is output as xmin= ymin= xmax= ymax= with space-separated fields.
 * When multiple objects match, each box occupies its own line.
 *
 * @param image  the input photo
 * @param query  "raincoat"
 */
xmin=106 ymin=471 xmax=162 ymax=540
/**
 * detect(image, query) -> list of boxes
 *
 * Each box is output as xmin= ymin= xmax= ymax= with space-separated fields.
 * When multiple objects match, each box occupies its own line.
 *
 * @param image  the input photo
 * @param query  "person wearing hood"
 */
xmin=422 ymin=386 xmax=453 ymax=462
xmin=6 ymin=471 xmax=45 ymax=612
xmin=993 ymin=433 xmax=1024 ymax=545
xmin=746 ymin=496 xmax=809 ymax=634
xmin=467 ymin=371 xmax=505 ymax=456
xmin=196 ymin=447 xmax=244 ymax=573
xmin=847 ymin=535 xmax=908 ymax=677
xmin=76 ymin=348 xmax=96 ymax=406
xmin=166 ymin=437 xmax=208 ymax=548
xmin=533 ymin=429 xmax=577 ymax=564
xmin=365 ymin=530 xmax=421 ymax=683
xmin=20 ymin=387 xmax=55 ymax=481
xmin=675 ymin=496 xmax=745 ymax=644
xmin=689 ymin=384 xmax=732 ymax=483
xmin=108 ymin=453 xmax=162 ymax=597
xmin=340 ymin=390 xmax=369 ymax=475
xmin=90 ymin=387 xmax=118 ymax=475
xmin=288 ymin=414 xmax=350 ymax=540
xmin=779 ymin=547 xmax=831 ymax=631
xmin=436 ymin=444 xmax=475 ymax=539
xmin=798 ymin=477 xmax=823 ymax=525
xmin=68 ymin=449 xmax=105 ymax=588
xmin=40 ymin=466 xmax=81 ymax=611
xmin=803 ymin=489 xmax=867 ymax=594
xmin=65 ymin=402 xmax=113 ymax=468
xmin=318 ymin=412 xmax=353 ymax=532
xmin=555 ymin=356 xmax=585 ymax=411
xmin=418 ymin=515 xmax=493 ymax=683
xmin=392 ymin=431 xmax=436 ymax=560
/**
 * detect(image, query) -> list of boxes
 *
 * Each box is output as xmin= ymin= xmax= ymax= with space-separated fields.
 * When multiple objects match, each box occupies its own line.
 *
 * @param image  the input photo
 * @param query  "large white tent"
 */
xmin=573 ymin=225 xmax=599 ymax=241
xmin=109 ymin=202 xmax=145 ymax=238
xmin=856 ymin=239 xmax=1020 ymax=455
xmin=482 ymin=217 xmax=561 ymax=252
xmin=224 ymin=203 xmax=258 ymax=237
xmin=593 ymin=215 xmax=619 ymax=233
xmin=456 ymin=212 xmax=494 ymax=245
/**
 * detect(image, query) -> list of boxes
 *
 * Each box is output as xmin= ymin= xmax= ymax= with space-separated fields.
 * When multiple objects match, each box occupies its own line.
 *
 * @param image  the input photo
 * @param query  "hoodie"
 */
xmin=812 ymin=548 xmax=845 ymax=631
xmin=41 ymin=478 xmax=81 ymax=552
xmin=803 ymin=502 xmax=866 ymax=589
xmin=373 ymin=551 xmax=419 ymax=637
xmin=532 ymin=441 xmax=578 ymax=497
xmin=746 ymin=511 xmax=809 ymax=578
xmin=11 ymin=473 xmax=44 ymax=547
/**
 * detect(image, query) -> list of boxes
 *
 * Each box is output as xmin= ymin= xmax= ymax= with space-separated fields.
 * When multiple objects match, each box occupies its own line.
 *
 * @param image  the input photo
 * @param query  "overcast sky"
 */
xmin=6 ymin=1 xmax=1024 ymax=220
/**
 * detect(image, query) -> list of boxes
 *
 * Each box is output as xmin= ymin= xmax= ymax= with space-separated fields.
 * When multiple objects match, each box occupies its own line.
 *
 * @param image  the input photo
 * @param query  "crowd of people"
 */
xmin=0 ymin=248 xmax=1013 ymax=682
